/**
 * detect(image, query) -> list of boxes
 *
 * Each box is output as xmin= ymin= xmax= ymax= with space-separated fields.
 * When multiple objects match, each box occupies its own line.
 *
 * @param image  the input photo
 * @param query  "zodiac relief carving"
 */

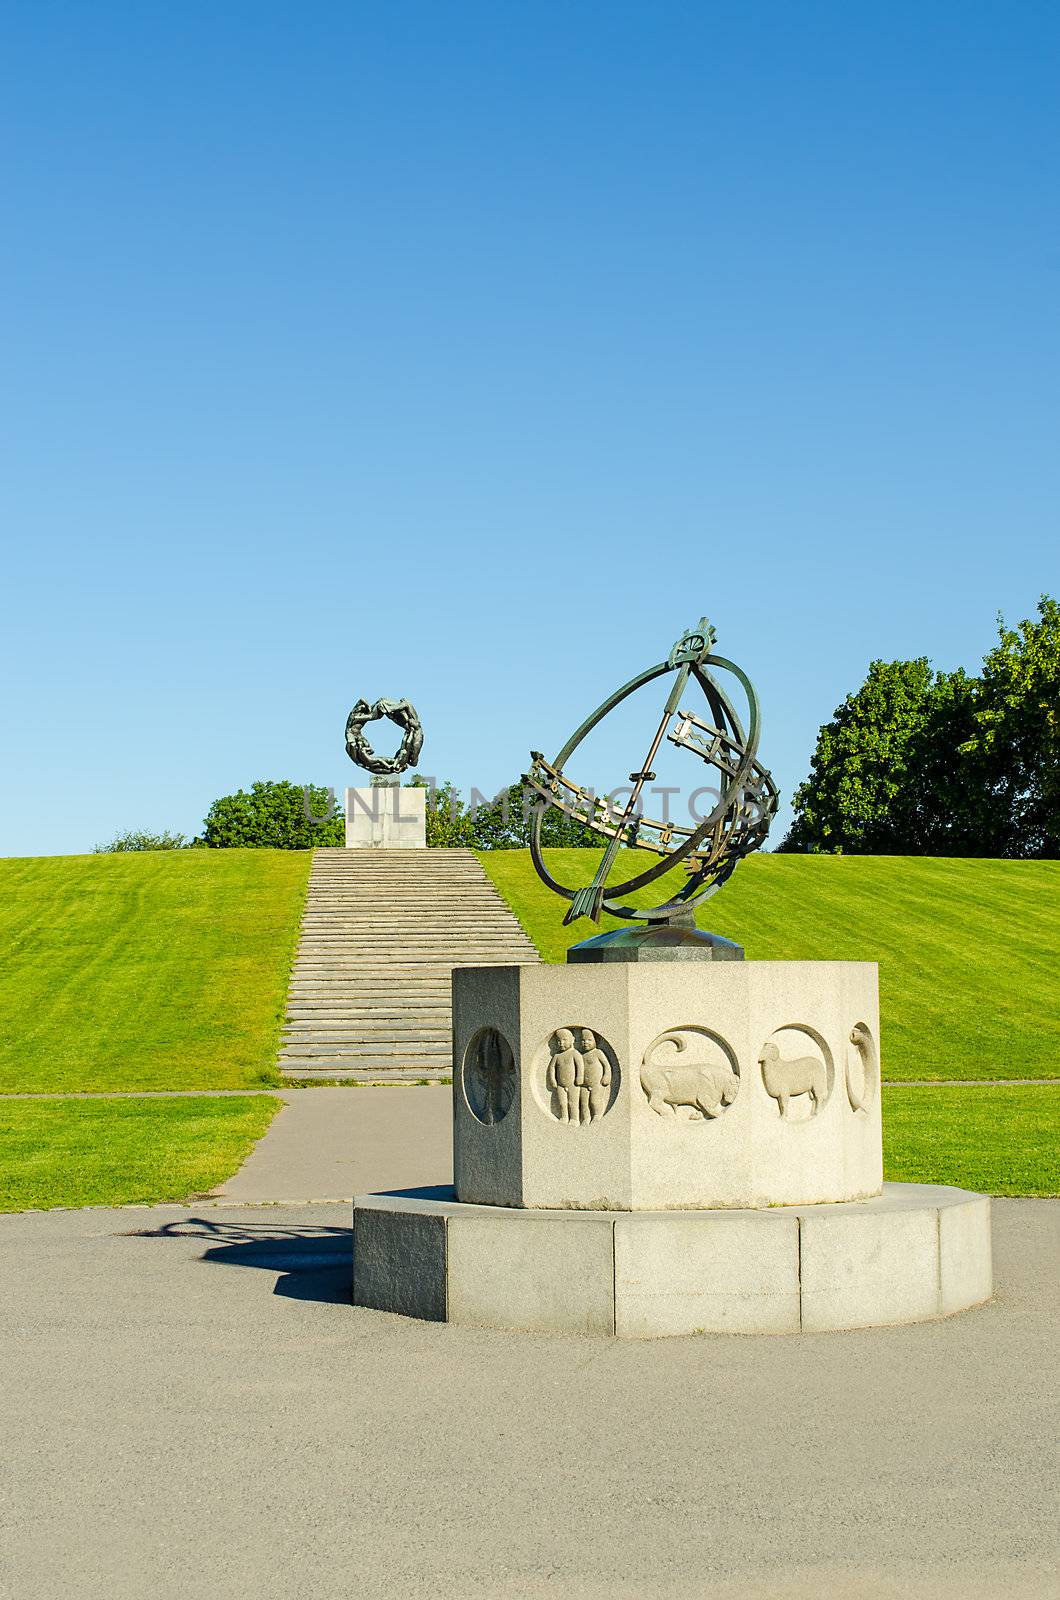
xmin=758 ymin=1030 xmax=832 ymax=1120
xmin=846 ymin=1022 xmax=878 ymax=1113
xmin=641 ymin=1028 xmax=740 ymax=1120
xmin=463 ymin=1026 xmax=516 ymax=1125
xmin=544 ymin=1027 xmax=615 ymax=1124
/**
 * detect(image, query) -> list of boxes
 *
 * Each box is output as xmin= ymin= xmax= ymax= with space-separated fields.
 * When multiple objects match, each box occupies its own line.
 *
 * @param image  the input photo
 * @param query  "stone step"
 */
xmin=283 ymin=1038 xmax=450 ymax=1050
xmin=305 ymin=889 xmax=499 ymax=897
xmin=279 ymin=1044 xmax=451 ymax=1060
xmin=284 ymin=1000 xmax=451 ymax=1012
xmin=303 ymin=927 xmax=522 ymax=934
xmin=283 ymin=1014 xmax=451 ymax=1028
xmin=294 ymin=944 xmax=534 ymax=952
xmin=308 ymin=872 xmax=492 ymax=880
xmin=287 ymin=976 xmax=455 ymax=985
xmin=279 ymin=1067 xmax=451 ymax=1083
xmin=282 ymin=1023 xmax=450 ymax=1038
xmin=293 ymin=958 xmax=531 ymax=966
xmin=303 ymin=909 xmax=519 ymax=918
xmin=287 ymin=980 xmax=455 ymax=990
xmin=295 ymin=929 xmax=532 ymax=936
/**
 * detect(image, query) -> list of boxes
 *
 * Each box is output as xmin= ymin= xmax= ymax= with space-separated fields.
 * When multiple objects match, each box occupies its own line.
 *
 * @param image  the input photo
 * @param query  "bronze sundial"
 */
xmin=524 ymin=618 xmax=779 ymax=962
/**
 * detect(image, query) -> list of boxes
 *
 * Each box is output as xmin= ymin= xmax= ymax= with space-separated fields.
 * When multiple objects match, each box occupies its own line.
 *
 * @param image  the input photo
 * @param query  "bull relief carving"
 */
xmin=641 ymin=1028 xmax=740 ymax=1120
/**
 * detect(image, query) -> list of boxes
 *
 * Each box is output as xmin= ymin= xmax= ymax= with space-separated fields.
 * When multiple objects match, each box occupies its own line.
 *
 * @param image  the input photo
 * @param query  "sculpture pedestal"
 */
xmin=351 ymin=961 xmax=993 ymax=1336
xmin=452 ymin=961 xmax=882 ymax=1210
xmin=345 ymin=785 xmax=426 ymax=848
xmin=353 ymin=1183 xmax=992 ymax=1335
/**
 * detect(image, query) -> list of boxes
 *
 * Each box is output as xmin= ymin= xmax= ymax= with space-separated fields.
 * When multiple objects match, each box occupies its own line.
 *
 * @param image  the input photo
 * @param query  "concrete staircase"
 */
xmin=279 ymin=848 xmax=540 ymax=1082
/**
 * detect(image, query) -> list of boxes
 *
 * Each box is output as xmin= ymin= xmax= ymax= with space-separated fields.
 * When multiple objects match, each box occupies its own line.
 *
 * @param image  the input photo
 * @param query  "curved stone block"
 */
xmin=352 ymin=1184 xmax=993 ymax=1338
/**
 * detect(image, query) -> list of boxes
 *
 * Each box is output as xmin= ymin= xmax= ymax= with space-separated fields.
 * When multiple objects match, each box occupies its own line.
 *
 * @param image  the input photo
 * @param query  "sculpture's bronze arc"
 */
xmin=529 ymin=652 xmax=765 ymax=917
xmin=529 ymin=657 xmax=670 ymax=906
xmin=605 ymin=656 xmax=763 ymax=901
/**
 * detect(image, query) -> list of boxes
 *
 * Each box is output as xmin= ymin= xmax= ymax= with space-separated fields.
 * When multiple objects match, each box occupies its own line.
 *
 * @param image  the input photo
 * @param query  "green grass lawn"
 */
xmin=0 ymin=851 xmax=310 ymax=1093
xmin=479 ymin=849 xmax=1060 ymax=1082
xmin=0 ymin=1095 xmax=281 ymax=1211
xmin=883 ymin=1085 xmax=1060 ymax=1197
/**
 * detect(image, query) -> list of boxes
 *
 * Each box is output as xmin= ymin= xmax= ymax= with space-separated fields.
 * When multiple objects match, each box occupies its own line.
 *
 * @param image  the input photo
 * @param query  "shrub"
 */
xmin=94 ymin=829 xmax=190 ymax=853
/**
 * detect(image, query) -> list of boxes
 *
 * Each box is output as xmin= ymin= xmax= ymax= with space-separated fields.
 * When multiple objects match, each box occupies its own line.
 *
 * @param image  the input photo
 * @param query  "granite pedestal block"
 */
xmin=345 ymin=785 xmax=426 ymax=848
xmin=353 ymin=1184 xmax=993 ymax=1336
xmin=352 ymin=960 xmax=992 ymax=1336
xmin=453 ymin=961 xmax=883 ymax=1210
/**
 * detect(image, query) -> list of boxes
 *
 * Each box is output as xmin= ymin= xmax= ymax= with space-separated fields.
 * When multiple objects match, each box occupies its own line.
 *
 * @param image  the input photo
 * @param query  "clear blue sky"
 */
xmin=2 ymin=2 xmax=1057 ymax=856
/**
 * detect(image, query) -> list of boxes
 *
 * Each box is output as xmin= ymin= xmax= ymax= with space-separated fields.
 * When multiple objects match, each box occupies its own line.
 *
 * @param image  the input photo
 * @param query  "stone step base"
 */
xmin=353 ymin=1184 xmax=994 ymax=1338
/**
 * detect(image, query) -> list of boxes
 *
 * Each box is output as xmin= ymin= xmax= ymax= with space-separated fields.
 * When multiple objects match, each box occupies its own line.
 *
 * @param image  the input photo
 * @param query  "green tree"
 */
xmin=783 ymin=596 xmax=1058 ymax=857
xmin=782 ymin=659 xmax=983 ymax=854
xmin=199 ymin=781 xmax=344 ymax=848
xmin=961 ymin=595 xmax=1060 ymax=858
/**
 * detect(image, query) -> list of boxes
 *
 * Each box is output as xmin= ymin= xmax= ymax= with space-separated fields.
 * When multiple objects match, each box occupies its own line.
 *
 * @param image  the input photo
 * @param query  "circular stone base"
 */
xmin=352 ymin=1183 xmax=992 ymax=1337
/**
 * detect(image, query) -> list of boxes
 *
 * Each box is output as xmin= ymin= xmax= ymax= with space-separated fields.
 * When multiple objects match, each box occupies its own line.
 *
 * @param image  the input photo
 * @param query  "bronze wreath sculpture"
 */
xmin=344 ymin=697 xmax=424 ymax=776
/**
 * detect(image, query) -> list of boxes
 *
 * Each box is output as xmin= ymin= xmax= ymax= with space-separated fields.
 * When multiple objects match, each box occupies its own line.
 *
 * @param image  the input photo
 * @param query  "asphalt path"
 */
xmin=1 ymin=1195 xmax=1056 ymax=1599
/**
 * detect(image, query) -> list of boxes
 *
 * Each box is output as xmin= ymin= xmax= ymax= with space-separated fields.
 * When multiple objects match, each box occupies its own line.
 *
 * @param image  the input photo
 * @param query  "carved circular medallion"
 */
xmin=462 ymin=1026 xmax=516 ymax=1125
xmin=846 ymin=1021 xmax=878 ymax=1113
xmin=532 ymin=1026 xmax=619 ymax=1125
xmin=640 ymin=1026 xmax=740 ymax=1122
xmin=345 ymin=697 xmax=424 ymax=776
xmin=758 ymin=1025 xmax=834 ymax=1123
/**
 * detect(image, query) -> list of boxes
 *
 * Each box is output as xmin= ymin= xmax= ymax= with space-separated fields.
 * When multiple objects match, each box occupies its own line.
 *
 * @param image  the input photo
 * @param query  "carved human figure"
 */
xmin=546 ymin=1028 xmax=583 ymax=1124
xmin=578 ymin=1030 xmax=612 ymax=1122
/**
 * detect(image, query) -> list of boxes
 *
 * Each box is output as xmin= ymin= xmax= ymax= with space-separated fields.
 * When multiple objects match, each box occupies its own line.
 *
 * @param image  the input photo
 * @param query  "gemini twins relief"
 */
xmin=544 ymin=1027 xmax=617 ymax=1124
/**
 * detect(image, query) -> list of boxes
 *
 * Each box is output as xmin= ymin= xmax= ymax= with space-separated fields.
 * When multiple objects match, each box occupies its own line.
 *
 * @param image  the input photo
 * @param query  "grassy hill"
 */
xmin=478 ymin=849 xmax=1060 ymax=1082
xmin=0 ymin=1095 xmax=280 ymax=1211
xmin=0 ymin=847 xmax=1056 ymax=1208
xmin=0 ymin=850 xmax=310 ymax=1093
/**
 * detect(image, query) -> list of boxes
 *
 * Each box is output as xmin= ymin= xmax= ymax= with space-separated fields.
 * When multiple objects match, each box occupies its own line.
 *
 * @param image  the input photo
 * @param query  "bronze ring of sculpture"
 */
xmin=345 ymin=697 xmax=424 ymax=776
xmin=523 ymin=619 xmax=779 ymax=937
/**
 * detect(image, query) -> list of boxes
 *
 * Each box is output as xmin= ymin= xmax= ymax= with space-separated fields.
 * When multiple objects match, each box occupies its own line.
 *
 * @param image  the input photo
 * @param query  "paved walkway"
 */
xmin=212 ymin=1085 xmax=453 ymax=1202
xmin=1 ymin=1195 xmax=1055 ymax=1599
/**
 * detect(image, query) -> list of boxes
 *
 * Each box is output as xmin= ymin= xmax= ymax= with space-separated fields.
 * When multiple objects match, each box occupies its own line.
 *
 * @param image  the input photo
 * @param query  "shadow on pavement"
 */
xmin=119 ymin=1216 xmax=353 ymax=1306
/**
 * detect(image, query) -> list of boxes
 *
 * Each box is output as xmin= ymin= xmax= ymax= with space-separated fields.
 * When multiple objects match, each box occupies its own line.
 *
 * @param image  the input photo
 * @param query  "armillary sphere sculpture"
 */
xmin=345 ymin=697 xmax=423 ymax=776
xmin=524 ymin=618 xmax=779 ymax=962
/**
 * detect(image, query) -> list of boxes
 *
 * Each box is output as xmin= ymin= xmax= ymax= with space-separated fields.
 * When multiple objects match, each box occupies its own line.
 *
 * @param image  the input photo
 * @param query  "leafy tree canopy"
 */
xmin=783 ymin=596 xmax=1058 ymax=858
xmin=199 ymin=780 xmax=344 ymax=849
xmin=961 ymin=595 xmax=1060 ymax=858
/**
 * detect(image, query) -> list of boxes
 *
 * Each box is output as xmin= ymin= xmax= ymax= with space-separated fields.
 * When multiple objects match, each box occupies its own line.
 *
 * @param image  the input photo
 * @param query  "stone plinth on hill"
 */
xmin=345 ymin=785 xmax=425 ymax=848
